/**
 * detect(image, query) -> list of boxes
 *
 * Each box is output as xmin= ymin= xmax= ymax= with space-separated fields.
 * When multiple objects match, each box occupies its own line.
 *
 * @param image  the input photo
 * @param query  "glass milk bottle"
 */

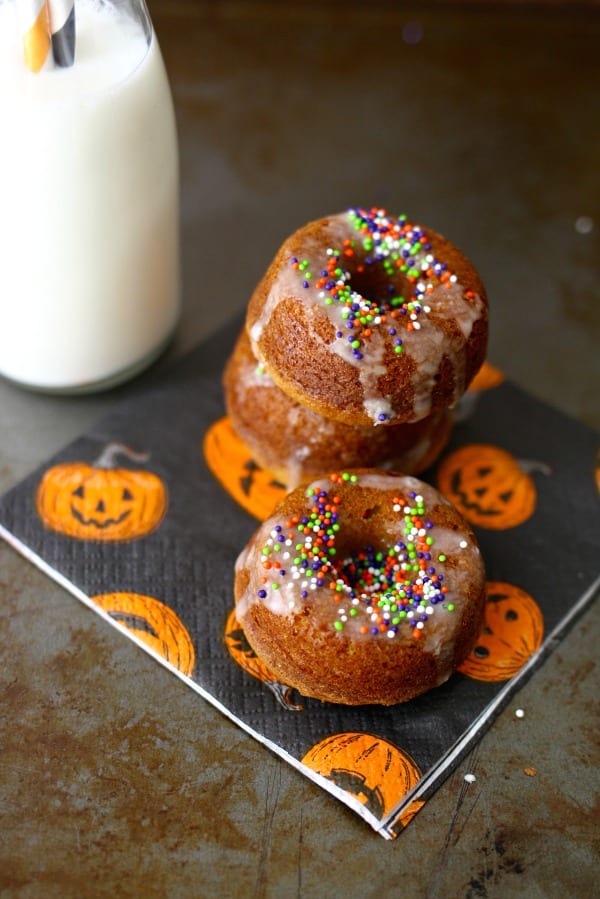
xmin=0 ymin=0 xmax=180 ymax=392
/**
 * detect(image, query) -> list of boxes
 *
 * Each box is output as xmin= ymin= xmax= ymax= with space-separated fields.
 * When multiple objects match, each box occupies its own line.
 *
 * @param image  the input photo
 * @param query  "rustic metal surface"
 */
xmin=1 ymin=2 xmax=598 ymax=896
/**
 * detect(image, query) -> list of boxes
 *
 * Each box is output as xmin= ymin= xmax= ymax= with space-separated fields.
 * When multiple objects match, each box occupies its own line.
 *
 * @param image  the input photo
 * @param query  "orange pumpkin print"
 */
xmin=92 ymin=592 xmax=196 ymax=676
xmin=468 ymin=361 xmax=504 ymax=393
xmin=458 ymin=581 xmax=544 ymax=682
xmin=437 ymin=444 xmax=545 ymax=530
xmin=204 ymin=417 xmax=287 ymax=521
xmin=224 ymin=608 xmax=302 ymax=711
xmin=36 ymin=443 xmax=167 ymax=541
xmin=302 ymin=732 xmax=423 ymax=825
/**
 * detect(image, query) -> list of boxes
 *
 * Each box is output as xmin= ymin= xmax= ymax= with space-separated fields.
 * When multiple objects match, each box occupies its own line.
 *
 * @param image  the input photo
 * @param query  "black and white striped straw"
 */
xmin=48 ymin=0 xmax=75 ymax=67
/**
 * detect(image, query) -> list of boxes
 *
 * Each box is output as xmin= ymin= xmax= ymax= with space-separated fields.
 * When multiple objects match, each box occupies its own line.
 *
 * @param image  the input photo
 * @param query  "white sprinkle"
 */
xmin=416 ymin=621 xmax=424 ymax=629
xmin=283 ymin=552 xmax=290 ymax=560
xmin=515 ymin=708 xmax=525 ymax=719
xmin=413 ymin=322 xmax=421 ymax=330
xmin=387 ymin=630 xmax=396 ymax=638
xmin=464 ymin=773 xmax=476 ymax=784
xmin=575 ymin=215 xmax=594 ymax=234
xmin=459 ymin=540 xmax=468 ymax=548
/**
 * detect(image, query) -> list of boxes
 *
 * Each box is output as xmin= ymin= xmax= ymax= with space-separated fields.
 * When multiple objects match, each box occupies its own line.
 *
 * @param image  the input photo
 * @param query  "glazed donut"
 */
xmin=247 ymin=208 xmax=488 ymax=427
xmin=224 ymin=330 xmax=452 ymax=487
xmin=235 ymin=470 xmax=486 ymax=705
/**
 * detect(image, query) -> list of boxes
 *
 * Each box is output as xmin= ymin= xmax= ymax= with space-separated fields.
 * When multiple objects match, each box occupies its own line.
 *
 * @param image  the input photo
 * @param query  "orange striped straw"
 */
xmin=18 ymin=0 xmax=51 ymax=72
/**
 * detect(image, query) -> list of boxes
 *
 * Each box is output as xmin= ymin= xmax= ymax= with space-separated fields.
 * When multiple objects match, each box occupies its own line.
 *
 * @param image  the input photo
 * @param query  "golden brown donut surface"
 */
xmin=224 ymin=330 xmax=452 ymax=487
xmin=246 ymin=208 xmax=488 ymax=427
xmin=235 ymin=470 xmax=486 ymax=705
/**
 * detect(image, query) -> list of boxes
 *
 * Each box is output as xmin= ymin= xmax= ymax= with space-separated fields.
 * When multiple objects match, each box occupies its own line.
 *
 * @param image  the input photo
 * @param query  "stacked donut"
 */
xmin=224 ymin=207 xmax=488 ymax=487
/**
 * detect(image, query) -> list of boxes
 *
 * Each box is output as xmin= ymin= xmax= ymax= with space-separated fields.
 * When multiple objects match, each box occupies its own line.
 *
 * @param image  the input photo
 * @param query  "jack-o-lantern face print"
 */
xmin=224 ymin=608 xmax=302 ymax=710
xmin=204 ymin=417 xmax=287 ymax=521
xmin=302 ymin=732 xmax=423 ymax=824
xmin=92 ymin=592 xmax=196 ymax=676
xmin=458 ymin=581 xmax=544 ymax=682
xmin=36 ymin=443 xmax=167 ymax=541
xmin=437 ymin=444 xmax=539 ymax=530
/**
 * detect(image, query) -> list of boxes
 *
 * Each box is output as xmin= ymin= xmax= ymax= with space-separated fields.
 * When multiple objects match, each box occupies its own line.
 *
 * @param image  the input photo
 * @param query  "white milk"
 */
xmin=0 ymin=0 xmax=180 ymax=390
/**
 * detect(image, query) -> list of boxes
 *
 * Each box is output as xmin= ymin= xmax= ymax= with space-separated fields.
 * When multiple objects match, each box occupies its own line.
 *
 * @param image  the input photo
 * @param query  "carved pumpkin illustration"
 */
xmin=468 ymin=361 xmax=504 ymax=392
xmin=36 ymin=443 xmax=167 ymax=541
xmin=92 ymin=592 xmax=196 ymax=676
xmin=204 ymin=417 xmax=287 ymax=521
xmin=437 ymin=444 xmax=546 ymax=530
xmin=302 ymin=732 xmax=423 ymax=825
xmin=224 ymin=608 xmax=302 ymax=711
xmin=458 ymin=581 xmax=544 ymax=682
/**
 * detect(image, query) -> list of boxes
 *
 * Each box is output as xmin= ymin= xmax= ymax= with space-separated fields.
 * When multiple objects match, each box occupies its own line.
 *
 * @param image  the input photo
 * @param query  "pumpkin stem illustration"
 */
xmin=265 ymin=681 xmax=303 ymax=712
xmin=93 ymin=443 xmax=150 ymax=469
xmin=518 ymin=459 xmax=552 ymax=477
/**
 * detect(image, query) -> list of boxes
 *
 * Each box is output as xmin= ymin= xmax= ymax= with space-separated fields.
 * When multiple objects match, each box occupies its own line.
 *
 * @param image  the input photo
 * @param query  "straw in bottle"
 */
xmin=48 ymin=0 xmax=75 ymax=67
xmin=18 ymin=0 xmax=51 ymax=72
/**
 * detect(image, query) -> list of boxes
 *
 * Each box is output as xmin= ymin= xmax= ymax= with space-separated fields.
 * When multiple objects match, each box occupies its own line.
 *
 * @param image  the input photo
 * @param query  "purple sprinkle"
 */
xmin=258 ymin=589 xmax=267 ymax=598
xmin=302 ymin=280 xmax=310 ymax=288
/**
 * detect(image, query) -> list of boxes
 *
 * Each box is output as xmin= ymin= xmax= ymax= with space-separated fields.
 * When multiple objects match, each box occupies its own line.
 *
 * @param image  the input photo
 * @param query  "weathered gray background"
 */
xmin=1 ymin=2 xmax=598 ymax=896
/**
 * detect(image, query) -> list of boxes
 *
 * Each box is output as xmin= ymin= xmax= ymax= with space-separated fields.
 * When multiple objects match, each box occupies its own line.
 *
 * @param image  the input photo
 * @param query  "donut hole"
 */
xmin=345 ymin=259 xmax=412 ymax=311
xmin=326 ymin=513 xmax=402 ymax=599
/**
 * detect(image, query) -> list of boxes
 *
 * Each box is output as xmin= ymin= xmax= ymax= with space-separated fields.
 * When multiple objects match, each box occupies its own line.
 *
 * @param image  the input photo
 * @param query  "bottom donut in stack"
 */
xmin=224 ymin=331 xmax=452 ymax=487
xmin=235 ymin=470 xmax=486 ymax=705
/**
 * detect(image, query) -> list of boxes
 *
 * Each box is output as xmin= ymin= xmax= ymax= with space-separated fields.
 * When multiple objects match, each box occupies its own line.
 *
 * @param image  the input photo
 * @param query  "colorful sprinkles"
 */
xmin=290 ymin=208 xmax=463 ymax=423
xmin=257 ymin=473 xmax=455 ymax=639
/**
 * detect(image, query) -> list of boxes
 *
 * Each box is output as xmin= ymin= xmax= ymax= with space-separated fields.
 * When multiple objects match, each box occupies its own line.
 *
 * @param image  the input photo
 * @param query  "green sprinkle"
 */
xmin=447 ymin=603 xmax=455 ymax=611
xmin=334 ymin=621 xmax=343 ymax=631
xmin=438 ymin=554 xmax=447 ymax=562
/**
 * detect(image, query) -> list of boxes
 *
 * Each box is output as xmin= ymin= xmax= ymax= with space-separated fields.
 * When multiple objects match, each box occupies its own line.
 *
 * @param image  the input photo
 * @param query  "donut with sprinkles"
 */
xmin=234 ymin=470 xmax=486 ymax=705
xmin=246 ymin=208 xmax=488 ymax=427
